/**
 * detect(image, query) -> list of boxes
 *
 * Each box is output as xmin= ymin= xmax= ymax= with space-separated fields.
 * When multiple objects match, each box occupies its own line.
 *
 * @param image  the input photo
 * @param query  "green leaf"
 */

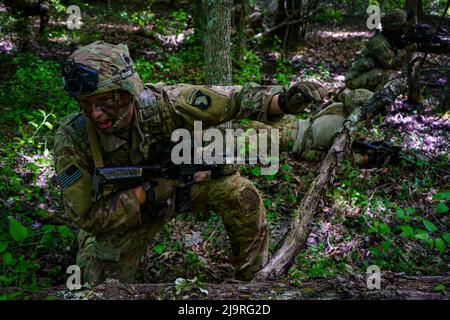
xmin=8 ymin=217 xmax=29 ymax=242
xmin=154 ymin=243 xmax=165 ymax=255
xmin=379 ymin=223 xmax=391 ymax=235
xmin=251 ymin=167 xmax=261 ymax=177
xmin=0 ymin=242 xmax=7 ymax=253
xmin=435 ymin=238 xmax=445 ymax=254
xmin=436 ymin=203 xmax=449 ymax=214
xmin=42 ymin=225 xmax=55 ymax=233
xmin=396 ymin=208 xmax=411 ymax=222
xmin=433 ymin=192 xmax=450 ymax=201
xmin=3 ymin=252 xmax=17 ymax=266
xmin=240 ymin=118 xmax=250 ymax=126
xmin=399 ymin=225 xmax=414 ymax=237
xmin=404 ymin=207 xmax=415 ymax=214
xmin=367 ymin=226 xmax=377 ymax=234
xmin=422 ymin=219 xmax=437 ymax=233
xmin=369 ymin=246 xmax=381 ymax=256
xmin=415 ymin=228 xmax=428 ymax=234
xmin=44 ymin=122 xmax=53 ymax=130
xmin=443 ymin=232 xmax=450 ymax=244
xmin=263 ymin=199 xmax=272 ymax=208
xmin=26 ymin=162 xmax=39 ymax=171
xmin=57 ymin=225 xmax=72 ymax=238
xmin=415 ymin=233 xmax=430 ymax=241
xmin=381 ymin=240 xmax=392 ymax=251
xmin=433 ymin=284 xmax=446 ymax=294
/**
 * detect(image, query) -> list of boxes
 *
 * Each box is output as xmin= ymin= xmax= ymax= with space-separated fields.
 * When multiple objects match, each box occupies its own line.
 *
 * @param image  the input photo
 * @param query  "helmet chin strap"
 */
xmin=112 ymin=91 xmax=132 ymax=129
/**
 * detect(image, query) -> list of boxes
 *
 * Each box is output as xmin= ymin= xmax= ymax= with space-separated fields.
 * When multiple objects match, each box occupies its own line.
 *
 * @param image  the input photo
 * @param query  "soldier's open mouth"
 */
xmin=97 ymin=119 xmax=112 ymax=129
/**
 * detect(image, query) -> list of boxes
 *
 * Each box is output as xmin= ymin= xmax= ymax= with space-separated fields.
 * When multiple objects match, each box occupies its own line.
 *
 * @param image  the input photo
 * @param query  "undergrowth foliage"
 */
xmin=0 ymin=53 xmax=78 ymax=297
xmin=0 ymin=0 xmax=448 ymax=299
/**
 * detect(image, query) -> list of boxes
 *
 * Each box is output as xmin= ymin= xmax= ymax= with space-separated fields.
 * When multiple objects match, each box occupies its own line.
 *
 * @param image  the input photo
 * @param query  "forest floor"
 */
xmin=0 ymin=2 xmax=449 ymax=300
xmin=3 ymin=273 xmax=450 ymax=300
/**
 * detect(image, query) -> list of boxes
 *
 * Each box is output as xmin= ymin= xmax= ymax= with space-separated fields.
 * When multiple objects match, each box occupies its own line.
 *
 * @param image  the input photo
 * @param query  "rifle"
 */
xmin=404 ymin=24 xmax=450 ymax=55
xmin=352 ymin=139 xmax=450 ymax=175
xmin=92 ymin=162 xmax=225 ymax=212
xmin=91 ymin=142 xmax=257 ymax=212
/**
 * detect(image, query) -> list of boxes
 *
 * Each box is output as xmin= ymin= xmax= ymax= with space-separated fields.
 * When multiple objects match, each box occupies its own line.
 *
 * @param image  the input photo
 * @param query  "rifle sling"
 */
xmin=86 ymin=117 xmax=113 ymax=197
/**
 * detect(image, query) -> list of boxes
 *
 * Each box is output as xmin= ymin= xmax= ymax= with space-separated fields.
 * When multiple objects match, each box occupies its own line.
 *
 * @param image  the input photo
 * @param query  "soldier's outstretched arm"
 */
xmin=155 ymin=82 xmax=327 ymax=131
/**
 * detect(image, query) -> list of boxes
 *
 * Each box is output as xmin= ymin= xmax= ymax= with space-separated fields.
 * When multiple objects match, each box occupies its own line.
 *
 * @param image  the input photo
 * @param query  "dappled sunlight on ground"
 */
xmin=0 ymin=37 xmax=15 ymax=53
xmin=385 ymin=110 xmax=450 ymax=159
xmin=316 ymin=30 xmax=372 ymax=39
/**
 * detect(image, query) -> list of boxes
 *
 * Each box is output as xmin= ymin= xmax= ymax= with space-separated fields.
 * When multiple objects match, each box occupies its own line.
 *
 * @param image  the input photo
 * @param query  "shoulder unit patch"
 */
xmin=186 ymin=89 xmax=211 ymax=110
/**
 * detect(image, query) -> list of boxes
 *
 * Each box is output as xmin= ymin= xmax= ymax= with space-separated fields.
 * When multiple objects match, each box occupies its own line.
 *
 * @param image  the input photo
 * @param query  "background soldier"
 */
xmin=345 ymin=9 xmax=413 ymax=92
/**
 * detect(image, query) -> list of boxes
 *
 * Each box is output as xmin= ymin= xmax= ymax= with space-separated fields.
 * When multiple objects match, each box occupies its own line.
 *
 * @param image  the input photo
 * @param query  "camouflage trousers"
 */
xmin=76 ymin=173 xmax=268 ymax=284
xmin=345 ymin=68 xmax=395 ymax=92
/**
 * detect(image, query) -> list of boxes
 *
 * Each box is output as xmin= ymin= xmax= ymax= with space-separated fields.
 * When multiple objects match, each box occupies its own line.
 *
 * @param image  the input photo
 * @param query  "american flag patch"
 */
xmin=56 ymin=165 xmax=82 ymax=189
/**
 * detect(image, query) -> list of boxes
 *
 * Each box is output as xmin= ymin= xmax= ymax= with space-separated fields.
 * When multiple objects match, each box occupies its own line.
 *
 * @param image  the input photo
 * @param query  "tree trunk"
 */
xmin=256 ymin=78 xmax=407 ymax=280
xmin=351 ymin=0 xmax=356 ymax=16
xmin=274 ymin=0 xmax=304 ymax=48
xmin=407 ymin=56 xmax=422 ymax=105
xmin=205 ymin=0 xmax=233 ymax=85
xmin=406 ymin=0 xmax=424 ymax=24
xmin=438 ymin=69 xmax=450 ymax=112
xmin=234 ymin=0 xmax=249 ymax=63
xmin=193 ymin=0 xmax=208 ymax=45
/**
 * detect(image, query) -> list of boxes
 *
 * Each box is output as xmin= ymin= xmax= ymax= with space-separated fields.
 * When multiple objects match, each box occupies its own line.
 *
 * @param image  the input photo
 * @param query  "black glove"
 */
xmin=142 ymin=179 xmax=176 ymax=218
xmin=278 ymin=81 xmax=328 ymax=114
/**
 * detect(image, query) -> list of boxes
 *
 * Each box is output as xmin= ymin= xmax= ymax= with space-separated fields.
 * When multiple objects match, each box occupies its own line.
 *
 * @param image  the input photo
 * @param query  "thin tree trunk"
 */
xmin=439 ymin=69 xmax=450 ymax=112
xmin=406 ymin=0 xmax=419 ymax=24
xmin=234 ymin=0 xmax=249 ymax=63
xmin=351 ymin=0 xmax=356 ymax=16
xmin=406 ymin=0 xmax=425 ymax=24
xmin=205 ymin=0 xmax=233 ymax=85
xmin=194 ymin=0 xmax=208 ymax=45
xmin=407 ymin=56 xmax=422 ymax=105
xmin=274 ymin=0 xmax=304 ymax=48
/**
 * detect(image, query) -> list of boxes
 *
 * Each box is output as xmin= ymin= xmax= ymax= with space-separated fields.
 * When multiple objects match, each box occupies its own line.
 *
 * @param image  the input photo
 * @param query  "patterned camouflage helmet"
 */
xmin=381 ymin=9 xmax=408 ymax=32
xmin=62 ymin=41 xmax=144 ymax=98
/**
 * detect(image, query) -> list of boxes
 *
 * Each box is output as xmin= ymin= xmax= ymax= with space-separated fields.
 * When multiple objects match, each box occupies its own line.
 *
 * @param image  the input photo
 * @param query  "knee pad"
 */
xmin=238 ymin=185 xmax=262 ymax=214
xmin=292 ymin=102 xmax=346 ymax=156
xmin=339 ymin=88 xmax=374 ymax=112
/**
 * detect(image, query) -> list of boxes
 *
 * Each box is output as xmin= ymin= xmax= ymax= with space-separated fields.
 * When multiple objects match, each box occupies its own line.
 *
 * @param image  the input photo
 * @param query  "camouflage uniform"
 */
xmin=55 ymin=81 xmax=288 ymax=283
xmin=345 ymin=32 xmax=402 ymax=92
xmin=345 ymin=10 xmax=410 ymax=92
xmin=54 ymin=41 xmax=348 ymax=284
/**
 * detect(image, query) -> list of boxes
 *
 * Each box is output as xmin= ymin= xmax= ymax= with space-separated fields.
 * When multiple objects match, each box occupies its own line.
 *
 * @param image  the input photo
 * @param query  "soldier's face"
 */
xmin=78 ymin=91 xmax=134 ymax=132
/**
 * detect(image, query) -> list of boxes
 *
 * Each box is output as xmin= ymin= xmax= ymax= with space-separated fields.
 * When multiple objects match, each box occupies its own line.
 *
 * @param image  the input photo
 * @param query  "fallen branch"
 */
xmin=255 ymin=78 xmax=407 ymax=280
